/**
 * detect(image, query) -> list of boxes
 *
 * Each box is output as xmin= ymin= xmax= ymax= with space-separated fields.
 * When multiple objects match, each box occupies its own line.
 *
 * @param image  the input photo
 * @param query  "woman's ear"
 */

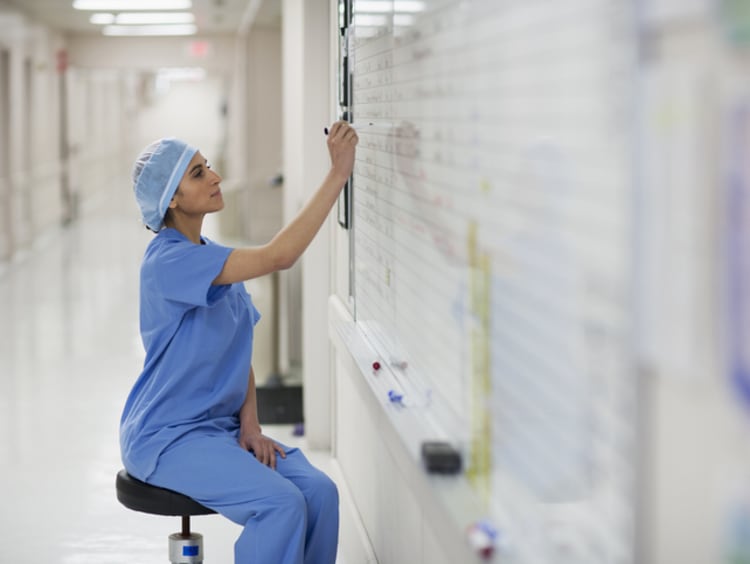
xmin=168 ymin=184 xmax=183 ymax=210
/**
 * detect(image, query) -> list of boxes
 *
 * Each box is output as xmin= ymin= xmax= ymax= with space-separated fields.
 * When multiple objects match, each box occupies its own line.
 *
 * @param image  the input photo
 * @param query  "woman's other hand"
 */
xmin=240 ymin=428 xmax=286 ymax=470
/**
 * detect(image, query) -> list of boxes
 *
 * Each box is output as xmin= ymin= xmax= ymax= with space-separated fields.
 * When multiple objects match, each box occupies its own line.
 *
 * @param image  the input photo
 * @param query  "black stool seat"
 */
xmin=116 ymin=469 xmax=216 ymax=517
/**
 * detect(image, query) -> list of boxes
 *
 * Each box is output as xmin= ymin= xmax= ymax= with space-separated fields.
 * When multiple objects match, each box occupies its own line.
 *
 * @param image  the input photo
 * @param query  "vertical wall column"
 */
xmin=282 ymin=0 xmax=333 ymax=448
xmin=0 ymin=46 xmax=12 ymax=261
xmin=7 ymin=33 xmax=29 ymax=251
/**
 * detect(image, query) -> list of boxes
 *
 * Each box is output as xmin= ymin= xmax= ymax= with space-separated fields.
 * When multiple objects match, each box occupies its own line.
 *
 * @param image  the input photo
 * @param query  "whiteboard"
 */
xmin=347 ymin=0 xmax=639 ymax=560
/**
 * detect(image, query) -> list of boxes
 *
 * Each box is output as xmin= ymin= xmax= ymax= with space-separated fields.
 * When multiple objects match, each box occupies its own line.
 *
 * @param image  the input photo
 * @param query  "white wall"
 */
xmin=236 ymin=28 xmax=283 ymax=246
xmin=66 ymin=36 xmax=235 ymax=75
xmin=281 ymin=0 xmax=334 ymax=446
xmin=134 ymin=76 xmax=225 ymax=164
xmin=65 ymin=68 xmax=131 ymax=213
xmin=279 ymin=0 xmax=304 ymax=380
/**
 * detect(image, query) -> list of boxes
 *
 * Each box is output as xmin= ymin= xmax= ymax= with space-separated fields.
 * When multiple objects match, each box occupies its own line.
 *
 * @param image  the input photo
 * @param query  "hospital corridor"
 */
xmin=5 ymin=1 xmax=750 ymax=563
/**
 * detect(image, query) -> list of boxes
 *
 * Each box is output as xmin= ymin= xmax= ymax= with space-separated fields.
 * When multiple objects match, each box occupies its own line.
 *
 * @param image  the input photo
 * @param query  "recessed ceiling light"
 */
xmin=115 ymin=12 xmax=195 ymax=25
xmin=353 ymin=1 xmax=425 ymax=12
xmin=74 ymin=0 xmax=192 ymax=11
xmin=102 ymin=24 xmax=197 ymax=36
xmin=89 ymin=13 xmax=115 ymax=25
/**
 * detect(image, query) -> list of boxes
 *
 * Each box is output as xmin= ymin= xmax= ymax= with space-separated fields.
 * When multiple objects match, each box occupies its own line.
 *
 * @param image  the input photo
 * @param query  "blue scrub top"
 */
xmin=120 ymin=228 xmax=261 ymax=480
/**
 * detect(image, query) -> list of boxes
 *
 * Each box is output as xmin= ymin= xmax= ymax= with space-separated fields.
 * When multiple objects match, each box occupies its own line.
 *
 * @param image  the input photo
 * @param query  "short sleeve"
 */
xmin=145 ymin=233 xmax=234 ymax=307
xmin=250 ymin=297 xmax=262 ymax=326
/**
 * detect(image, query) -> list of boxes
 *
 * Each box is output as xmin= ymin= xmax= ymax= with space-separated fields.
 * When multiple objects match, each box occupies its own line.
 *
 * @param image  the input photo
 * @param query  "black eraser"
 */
xmin=421 ymin=441 xmax=462 ymax=474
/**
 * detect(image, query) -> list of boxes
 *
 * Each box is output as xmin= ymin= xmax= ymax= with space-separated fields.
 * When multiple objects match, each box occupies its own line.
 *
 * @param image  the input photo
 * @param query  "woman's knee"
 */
xmin=226 ymin=478 xmax=307 ymax=526
xmin=277 ymin=484 xmax=308 ymax=515
xmin=307 ymin=471 xmax=339 ymax=511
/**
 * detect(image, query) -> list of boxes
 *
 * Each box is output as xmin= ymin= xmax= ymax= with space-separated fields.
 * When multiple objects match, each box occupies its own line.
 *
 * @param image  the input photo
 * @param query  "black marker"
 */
xmin=324 ymin=122 xmax=390 ymax=135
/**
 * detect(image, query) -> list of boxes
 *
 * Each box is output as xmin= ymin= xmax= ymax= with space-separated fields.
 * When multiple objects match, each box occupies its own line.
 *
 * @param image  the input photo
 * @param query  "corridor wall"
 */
xmin=0 ymin=8 xmax=67 ymax=261
xmin=0 ymin=5 xmax=134 ymax=264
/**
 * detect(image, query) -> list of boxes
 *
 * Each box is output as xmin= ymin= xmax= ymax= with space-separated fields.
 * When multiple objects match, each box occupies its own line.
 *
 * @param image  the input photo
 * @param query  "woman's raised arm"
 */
xmin=213 ymin=121 xmax=358 ymax=285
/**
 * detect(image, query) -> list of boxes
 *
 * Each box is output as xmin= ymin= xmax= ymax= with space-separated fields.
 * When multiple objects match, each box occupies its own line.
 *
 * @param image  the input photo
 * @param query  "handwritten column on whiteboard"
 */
xmin=350 ymin=1 xmax=638 ymax=562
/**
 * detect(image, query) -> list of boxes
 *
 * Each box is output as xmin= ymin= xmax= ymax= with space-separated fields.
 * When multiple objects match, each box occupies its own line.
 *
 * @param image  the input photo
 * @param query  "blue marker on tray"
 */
xmin=388 ymin=389 xmax=403 ymax=404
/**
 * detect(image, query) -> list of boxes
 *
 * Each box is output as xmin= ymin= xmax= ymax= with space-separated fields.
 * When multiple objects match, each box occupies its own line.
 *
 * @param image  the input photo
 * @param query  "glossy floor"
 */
xmin=0 ymin=189 xmax=337 ymax=563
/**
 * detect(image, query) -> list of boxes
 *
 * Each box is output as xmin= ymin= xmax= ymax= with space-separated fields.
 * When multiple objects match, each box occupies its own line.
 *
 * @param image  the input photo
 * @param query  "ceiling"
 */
xmin=2 ymin=0 xmax=281 ymax=36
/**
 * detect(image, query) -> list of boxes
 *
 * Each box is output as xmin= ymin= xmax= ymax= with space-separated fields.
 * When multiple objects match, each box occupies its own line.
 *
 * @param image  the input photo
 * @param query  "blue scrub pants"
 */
xmin=146 ymin=433 xmax=339 ymax=564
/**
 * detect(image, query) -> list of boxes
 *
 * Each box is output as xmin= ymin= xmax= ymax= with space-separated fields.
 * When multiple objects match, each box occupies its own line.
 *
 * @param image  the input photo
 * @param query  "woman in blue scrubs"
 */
xmin=120 ymin=121 xmax=358 ymax=563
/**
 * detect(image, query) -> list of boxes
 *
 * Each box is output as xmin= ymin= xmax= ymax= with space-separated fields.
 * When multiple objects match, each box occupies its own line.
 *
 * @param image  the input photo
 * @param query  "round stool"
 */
xmin=116 ymin=469 xmax=217 ymax=564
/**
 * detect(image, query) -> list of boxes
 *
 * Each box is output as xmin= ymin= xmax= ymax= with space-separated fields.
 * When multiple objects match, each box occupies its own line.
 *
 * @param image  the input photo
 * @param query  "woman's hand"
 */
xmin=326 ymin=120 xmax=359 ymax=182
xmin=239 ymin=427 xmax=286 ymax=470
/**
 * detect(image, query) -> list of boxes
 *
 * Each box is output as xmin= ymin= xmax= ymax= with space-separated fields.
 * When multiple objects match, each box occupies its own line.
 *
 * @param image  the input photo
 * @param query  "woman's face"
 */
xmin=168 ymin=151 xmax=224 ymax=217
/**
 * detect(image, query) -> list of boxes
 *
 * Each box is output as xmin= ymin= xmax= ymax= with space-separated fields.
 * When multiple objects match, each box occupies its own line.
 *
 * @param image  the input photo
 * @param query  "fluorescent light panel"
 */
xmin=91 ymin=12 xmax=194 ymax=25
xmin=89 ymin=13 xmax=115 ymax=24
xmin=74 ymin=0 xmax=191 ymax=10
xmin=116 ymin=12 xmax=194 ymax=24
xmin=353 ymin=14 xmax=388 ymax=26
xmin=102 ymin=24 xmax=196 ymax=36
xmin=353 ymin=1 xmax=425 ymax=12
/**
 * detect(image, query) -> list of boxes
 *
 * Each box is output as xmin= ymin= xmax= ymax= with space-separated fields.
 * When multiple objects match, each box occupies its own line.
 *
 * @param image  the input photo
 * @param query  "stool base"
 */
xmin=169 ymin=532 xmax=204 ymax=564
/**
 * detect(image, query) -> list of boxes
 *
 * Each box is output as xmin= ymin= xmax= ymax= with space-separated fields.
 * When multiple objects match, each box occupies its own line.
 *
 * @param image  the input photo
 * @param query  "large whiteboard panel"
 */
xmin=348 ymin=0 xmax=639 ymax=560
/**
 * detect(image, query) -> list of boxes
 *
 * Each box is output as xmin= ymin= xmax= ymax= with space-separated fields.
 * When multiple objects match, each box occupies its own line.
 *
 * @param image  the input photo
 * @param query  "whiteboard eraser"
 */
xmin=421 ymin=441 xmax=462 ymax=474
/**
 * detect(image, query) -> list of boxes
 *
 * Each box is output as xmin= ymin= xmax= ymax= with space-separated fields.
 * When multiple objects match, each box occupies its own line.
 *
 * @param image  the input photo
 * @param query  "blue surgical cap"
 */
xmin=132 ymin=138 xmax=198 ymax=232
